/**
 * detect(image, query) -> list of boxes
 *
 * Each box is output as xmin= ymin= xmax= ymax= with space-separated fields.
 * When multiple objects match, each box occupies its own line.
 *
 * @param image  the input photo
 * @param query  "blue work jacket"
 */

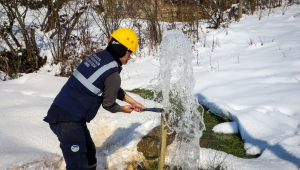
xmin=52 ymin=50 xmax=122 ymax=122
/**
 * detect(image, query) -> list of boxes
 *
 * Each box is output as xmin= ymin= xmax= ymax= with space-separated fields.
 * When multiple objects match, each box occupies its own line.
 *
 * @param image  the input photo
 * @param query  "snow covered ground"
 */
xmin=0 ymin=3 xmax=300 ymax=170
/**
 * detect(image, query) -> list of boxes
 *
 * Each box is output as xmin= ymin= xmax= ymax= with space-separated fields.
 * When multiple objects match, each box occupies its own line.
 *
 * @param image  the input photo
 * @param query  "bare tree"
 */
xmin=0 ymin=53 xmax=9 ymax=80
xmin=39 ymin=0 xmax=87 ymax=64
xmin=91 ymin=0 xmax=130 ymax=39
xmin=238 ymin=0 xmax=243 ymax=19
xmin=0 ymin=0 xmax=45 ymax=79
xmin=199 ymin=0 xmax=228 ymax=28
xmin=140 ymin=0 xmax=162 ymax=52
xmin=185 ymin=0 xmax=201 ymax=43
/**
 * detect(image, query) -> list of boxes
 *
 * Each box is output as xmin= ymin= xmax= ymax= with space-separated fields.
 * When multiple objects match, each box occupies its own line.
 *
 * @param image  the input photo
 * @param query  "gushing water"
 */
xmin=155 ymin=30 xmax=205 ymax=169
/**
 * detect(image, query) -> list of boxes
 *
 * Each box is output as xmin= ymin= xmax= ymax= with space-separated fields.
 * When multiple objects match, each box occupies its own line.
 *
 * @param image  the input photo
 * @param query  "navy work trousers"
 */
xmin=50 ymin=121 xmax=97 ymax=170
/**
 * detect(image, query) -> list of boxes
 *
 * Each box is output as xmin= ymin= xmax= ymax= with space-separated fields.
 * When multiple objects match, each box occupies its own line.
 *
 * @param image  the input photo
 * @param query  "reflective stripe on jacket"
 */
xmin=53 ymin=50 xmax=121 ymax=122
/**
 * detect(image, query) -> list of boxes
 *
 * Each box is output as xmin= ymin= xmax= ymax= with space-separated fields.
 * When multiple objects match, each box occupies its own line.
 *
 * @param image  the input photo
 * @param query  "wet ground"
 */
xmin=137 ymin=109 xmax=259 ymax=162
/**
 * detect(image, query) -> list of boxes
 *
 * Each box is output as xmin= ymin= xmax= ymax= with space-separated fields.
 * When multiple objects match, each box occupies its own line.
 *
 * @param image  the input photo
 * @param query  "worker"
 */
xmin=44 ymin=28 xmax=145 ymax=170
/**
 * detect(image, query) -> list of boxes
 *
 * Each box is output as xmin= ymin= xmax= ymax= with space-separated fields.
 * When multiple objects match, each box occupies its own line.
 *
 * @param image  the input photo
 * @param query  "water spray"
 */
xmin=153 ymin=30 xmax=205 ymax=169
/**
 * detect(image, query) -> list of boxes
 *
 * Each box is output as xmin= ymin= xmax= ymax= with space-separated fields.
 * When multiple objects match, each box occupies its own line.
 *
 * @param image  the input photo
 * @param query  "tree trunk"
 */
xmin=238 ymin=0 xmax=243 ymax=19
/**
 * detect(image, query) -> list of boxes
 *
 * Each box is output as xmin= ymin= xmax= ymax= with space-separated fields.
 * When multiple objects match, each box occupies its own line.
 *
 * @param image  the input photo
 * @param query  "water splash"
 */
xmin=155 ymin=30 xmax=205 ymax=169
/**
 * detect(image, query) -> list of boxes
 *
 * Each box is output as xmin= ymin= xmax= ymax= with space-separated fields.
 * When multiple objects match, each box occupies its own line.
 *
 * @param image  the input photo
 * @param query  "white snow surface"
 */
xmin=212 ymin=122 xmax=239 ymax=134
xmin=0 ymin=4 xmax=300 ymax=170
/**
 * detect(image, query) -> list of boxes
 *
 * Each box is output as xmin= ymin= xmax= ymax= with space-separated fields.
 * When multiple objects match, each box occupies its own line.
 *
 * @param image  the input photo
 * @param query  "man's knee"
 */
xmin=61 ymin=143 xmax=89 ymax=170
xmin=84 ymin=126 xmax=97 ymax=166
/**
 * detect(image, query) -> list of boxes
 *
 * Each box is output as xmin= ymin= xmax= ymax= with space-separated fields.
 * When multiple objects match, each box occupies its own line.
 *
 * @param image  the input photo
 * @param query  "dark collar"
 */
xmin=105 ymin=48 xmax=123 ymax=73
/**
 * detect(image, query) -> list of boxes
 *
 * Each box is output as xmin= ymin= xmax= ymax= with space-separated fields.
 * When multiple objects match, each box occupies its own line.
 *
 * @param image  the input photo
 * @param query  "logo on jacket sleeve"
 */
xmin=71 ymin=145 xmax=80 ymax=152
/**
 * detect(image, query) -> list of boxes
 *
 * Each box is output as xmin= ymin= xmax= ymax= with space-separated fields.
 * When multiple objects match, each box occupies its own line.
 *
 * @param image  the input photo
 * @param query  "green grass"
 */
xmin=201 ymin=110 xmax=258 ymax=159
xmin=128 ymin=88 xmax=259 ymax=169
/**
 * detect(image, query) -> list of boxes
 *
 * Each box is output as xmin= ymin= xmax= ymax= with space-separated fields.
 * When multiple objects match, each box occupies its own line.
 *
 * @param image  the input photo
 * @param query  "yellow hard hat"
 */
xmin=110 ymin=28 xmax=138 ymax=55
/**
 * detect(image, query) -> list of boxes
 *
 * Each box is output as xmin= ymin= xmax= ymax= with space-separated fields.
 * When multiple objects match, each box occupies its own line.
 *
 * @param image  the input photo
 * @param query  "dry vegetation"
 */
xmin=0 ymin=0 xmax=291 ymax=79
